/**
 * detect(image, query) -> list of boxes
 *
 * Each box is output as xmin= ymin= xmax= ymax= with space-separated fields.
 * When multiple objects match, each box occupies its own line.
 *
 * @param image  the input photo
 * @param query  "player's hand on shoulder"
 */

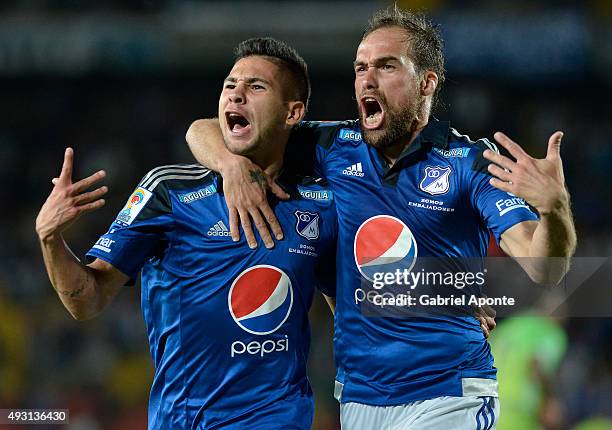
xmin=221 ymin=157 xmax=289 ymax=249
xmin=483 ymin=131 xmax=569 ymax=215
xmin=35 ymin=148 xmax=108 ymax=242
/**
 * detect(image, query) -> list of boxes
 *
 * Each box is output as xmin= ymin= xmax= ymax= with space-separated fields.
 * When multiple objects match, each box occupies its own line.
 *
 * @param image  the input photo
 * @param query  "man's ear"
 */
xmin=421 ymin=71 xmax=438 ymax=97
xmin=286 ymin=101 xmax=305 ymax=126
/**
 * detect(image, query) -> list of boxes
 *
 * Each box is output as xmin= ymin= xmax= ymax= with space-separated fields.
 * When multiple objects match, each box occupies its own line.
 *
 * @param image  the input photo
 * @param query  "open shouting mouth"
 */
xmin=225 ymin=111 xmax=252 ymax=137
xmin=360 ymin=95 xmax=385 ymax=130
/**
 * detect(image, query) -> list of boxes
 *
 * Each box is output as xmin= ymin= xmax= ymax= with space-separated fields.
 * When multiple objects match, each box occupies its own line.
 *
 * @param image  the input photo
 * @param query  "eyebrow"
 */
xmin=353 ymin=56 xmax=401 ymax=68
xmin=224 ymin=76 xmax=273 ymax=86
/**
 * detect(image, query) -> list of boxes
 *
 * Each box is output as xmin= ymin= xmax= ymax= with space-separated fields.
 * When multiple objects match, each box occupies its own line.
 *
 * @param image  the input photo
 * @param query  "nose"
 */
xmin=360 ymin=66 xmax=378 ymax=91
xmin=228 ymin=82 xmax=246 ymax=105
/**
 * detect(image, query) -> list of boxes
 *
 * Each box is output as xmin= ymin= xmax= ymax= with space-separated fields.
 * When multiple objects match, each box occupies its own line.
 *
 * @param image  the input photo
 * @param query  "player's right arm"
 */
xmin=186 ymin=119 xmax=287 ymax=248
xmin=35 ymin=148 xmax=128 ymax=321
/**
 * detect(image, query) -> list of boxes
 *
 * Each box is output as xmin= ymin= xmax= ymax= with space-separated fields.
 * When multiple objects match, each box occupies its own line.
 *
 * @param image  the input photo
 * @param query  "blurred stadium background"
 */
xmin=0 ymin=0 xmax=611 ymax=429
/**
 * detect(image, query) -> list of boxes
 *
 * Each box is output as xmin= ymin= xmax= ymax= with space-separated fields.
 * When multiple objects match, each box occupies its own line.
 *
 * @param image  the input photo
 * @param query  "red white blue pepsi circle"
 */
xmin=354 ymin=215 xmax=418 ymax=282
xmin=228 ymin=265 xmax=293 ymax=335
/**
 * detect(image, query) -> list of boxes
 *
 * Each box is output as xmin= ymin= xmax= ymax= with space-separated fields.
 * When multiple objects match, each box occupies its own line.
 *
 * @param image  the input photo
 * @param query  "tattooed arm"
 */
xmin=38 ymin=238 xmax=127 ymax=321
xmin=36 ymin=148 xmax=127 ymax=320
xmin=186 ymin=119 xmax=288 ymax=248
xmin=249 ymin=171 xmax=268 ymax=191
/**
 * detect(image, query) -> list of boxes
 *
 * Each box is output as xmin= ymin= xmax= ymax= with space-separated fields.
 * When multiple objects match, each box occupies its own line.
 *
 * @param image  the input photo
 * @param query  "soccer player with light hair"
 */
xmin=186 ymin=6 xmax=576 ymax=429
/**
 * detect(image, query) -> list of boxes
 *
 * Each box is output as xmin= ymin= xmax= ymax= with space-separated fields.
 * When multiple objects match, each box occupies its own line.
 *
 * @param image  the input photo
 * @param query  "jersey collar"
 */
xmin=420 ymin=119 xmax=451 ymax=150
xmin=370 ymin=118 xmax=451 ymax=184
xmin=373 ymin=119 xmax=451 ymax=167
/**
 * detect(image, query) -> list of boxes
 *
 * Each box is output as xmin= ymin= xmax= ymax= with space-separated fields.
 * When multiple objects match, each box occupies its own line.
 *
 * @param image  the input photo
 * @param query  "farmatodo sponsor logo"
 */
xmin=496 ymin=194 xmax=530 ymax=216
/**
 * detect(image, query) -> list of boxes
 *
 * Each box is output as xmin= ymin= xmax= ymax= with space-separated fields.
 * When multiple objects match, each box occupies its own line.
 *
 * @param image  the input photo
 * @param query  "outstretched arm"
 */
xmin=484 ymin=132 xmax=577 ymax=285
xmin=36 ymin=148 xmax=128 ymax=320
xmin=186 ymin=119 xmax=288 ymax=248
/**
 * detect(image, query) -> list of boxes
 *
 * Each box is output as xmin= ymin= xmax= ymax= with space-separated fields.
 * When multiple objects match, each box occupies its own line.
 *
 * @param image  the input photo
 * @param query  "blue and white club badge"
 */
xmin=294 ymin=210 xmax=320 ymax=240
xmin=419 ymin=166 xmax=452 ymax=195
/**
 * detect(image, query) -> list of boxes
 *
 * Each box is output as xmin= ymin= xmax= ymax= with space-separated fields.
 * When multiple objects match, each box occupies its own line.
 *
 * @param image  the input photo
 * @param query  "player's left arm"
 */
xmin=484 ymin=131 xmax=577 ymax=285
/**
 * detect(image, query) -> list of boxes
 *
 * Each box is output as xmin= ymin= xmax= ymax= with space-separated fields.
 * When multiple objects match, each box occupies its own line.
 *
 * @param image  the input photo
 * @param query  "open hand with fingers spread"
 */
xmin=483 ymin=131 xmax=569 ymax=215
xmin=35 ymin=148 xmax=108 ymax=242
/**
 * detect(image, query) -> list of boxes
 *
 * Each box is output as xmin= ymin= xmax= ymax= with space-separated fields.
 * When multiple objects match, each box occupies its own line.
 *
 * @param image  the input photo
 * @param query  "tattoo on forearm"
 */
xmin=55 ymin=269 xmax=92 ymax=298
xmin=59 ymin=284 xmax=86 ymax=297
xmin=249 ymin=170 xmax=266 ymax=190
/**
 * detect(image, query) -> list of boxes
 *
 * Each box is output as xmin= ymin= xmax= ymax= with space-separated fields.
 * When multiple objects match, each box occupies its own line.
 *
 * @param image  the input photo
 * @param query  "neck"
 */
xmin=261 ymin=157 xmax=284 ymax=180
xmin=249 ymin=134 xmax=289 ymax=180
xmin=380 ymin=98 xmax=432 ymax=166
xmin=380 ymin=119 xmax=428 ymax=166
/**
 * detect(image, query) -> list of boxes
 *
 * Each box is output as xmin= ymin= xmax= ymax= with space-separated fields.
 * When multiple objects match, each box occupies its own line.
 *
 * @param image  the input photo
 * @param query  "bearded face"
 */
xmin=354 ymin=27 xmax=427 ymax=151
xmin=357 ymin=85 xmax=423 ymax=150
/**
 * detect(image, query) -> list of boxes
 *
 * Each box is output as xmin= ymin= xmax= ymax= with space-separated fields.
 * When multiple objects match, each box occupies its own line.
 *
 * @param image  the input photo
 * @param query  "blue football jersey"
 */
xmin=86 ymin=164 xmax=337 ymax=430
xmin=291 ymin=119 xmax=539 ymax=406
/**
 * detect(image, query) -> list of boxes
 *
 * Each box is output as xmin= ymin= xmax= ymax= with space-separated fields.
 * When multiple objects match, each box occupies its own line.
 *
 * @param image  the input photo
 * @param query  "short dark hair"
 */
xmin=234 ymin=37 xmax=311 ymax=111
xmin=363 ymin=6 xmax=445 ymax=105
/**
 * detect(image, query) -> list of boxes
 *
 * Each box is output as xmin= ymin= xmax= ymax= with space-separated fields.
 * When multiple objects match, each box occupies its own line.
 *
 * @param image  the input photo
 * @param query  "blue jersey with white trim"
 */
xmin=86 ymin=164 xmax=337 ymax=430
xmin=291 ymin=119 xmax=539 ymax=406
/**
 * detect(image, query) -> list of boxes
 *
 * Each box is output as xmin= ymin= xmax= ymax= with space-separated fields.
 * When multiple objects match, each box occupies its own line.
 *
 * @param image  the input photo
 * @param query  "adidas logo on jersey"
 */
xmin=208 ymin=220 xmax=231 ymax=236
xmin=342 ymin=163 xmax=365 ymax=177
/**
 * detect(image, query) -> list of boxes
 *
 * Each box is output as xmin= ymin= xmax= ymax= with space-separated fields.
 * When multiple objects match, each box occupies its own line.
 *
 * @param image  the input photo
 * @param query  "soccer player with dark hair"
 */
xmin=186 ymin=6 xmax=577 ymax=429
xmin=36 ymin=37 xmax=337 ymax=429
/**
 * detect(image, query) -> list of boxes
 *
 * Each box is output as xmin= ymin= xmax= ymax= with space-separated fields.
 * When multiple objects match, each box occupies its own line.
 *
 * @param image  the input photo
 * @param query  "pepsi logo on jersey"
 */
xmin=354 ymin=215 xmax=418 ymax=283
xmin=228 ymin=265 xmax=293 ymax=357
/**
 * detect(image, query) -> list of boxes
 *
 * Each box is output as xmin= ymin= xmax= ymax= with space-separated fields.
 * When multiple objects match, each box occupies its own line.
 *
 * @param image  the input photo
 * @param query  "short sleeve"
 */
xmin=86 ymin=181 xmax=173 ymax=281
xmin=470 ymin=141 xmax=539 ymax=244
xmin=290 ymin=120 xmax=354 ymax=179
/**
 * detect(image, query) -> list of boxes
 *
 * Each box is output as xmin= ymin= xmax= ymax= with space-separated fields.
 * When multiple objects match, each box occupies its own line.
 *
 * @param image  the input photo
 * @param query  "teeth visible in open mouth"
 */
xmin=227 ymin=113 xmax=250 ymax=131
xmin=366 ymin=112 xmax=382 ymax=125
xmin=363 ymin=97 xmax=382 ymax=126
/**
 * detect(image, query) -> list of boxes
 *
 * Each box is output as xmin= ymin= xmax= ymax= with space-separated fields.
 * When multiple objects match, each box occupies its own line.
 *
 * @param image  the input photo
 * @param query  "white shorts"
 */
xmin=340 ymin=396 xmax=499 ymax=430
